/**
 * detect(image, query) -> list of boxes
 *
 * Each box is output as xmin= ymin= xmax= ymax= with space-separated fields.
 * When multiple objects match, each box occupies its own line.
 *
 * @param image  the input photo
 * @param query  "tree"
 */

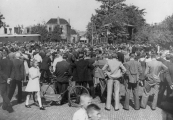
xmin=86 ymin=0 xmax=146 ymax=44
xmin=50 ymin=25 xmax=62 ymax=42
xmin=31 ymin=23 xmax=48 ymax=42
xmin=0 ymin=13 xmax=5 ymax=28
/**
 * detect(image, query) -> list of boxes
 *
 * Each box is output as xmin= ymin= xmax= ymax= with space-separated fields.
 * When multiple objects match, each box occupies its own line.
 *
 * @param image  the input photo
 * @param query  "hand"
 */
xmin=170 ymin=84 xmax=173 ymax=90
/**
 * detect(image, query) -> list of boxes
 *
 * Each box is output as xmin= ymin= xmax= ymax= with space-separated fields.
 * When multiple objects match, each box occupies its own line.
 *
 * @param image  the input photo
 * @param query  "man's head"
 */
xmin=15 ymin=52 xmax=21 ymax=59
xmin=2 ymin=51 xmax=8 ymax=58
xmin=86 ymin=104 xmax=101 ymax=120
xmin=78 ymin=52 xmax=84 ymax=59
xmin=151 ymin=53 xmax=156 ymax=59
xmin=111 ymin=53 xmax=117 ymax=59
xmin=129 ymin=53 xmax=136 ymax=59
xmin=62 ymin=53 xmax=68 ymax=60
xmin=80 ymin=93 xmax=92 ymax=109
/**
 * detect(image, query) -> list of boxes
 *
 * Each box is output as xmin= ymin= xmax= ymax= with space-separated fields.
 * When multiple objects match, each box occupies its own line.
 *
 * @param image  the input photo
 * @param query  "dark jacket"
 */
xmin=40 ymin=56 xmax=51 ymax=70
xmin=0 ymin=58 xmax=14 ymax=84
xmin=55 ymin=60 xmax=71 ymax=83
xmin=12 ymin=58 xmax=24 ymax=81
xmin=72 ymin=59 xmax=94 ymax=82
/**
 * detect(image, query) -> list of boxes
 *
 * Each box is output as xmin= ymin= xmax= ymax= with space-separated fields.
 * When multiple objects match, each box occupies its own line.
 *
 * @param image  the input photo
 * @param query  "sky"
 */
xmin=0 ymin=0 xmax=173 ymax=31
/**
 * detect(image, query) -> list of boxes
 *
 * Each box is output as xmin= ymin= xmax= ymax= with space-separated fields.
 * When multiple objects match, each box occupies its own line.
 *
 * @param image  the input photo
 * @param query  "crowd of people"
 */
xmin=0 ymin=41 xmax=173 ymax=120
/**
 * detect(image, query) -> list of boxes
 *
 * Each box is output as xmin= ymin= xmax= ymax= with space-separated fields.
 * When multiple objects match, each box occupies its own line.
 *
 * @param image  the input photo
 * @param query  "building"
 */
xmin=78 ymin=31 xmax=89 ymax=43
xmin=70 ymin=29 xmax=78 ymax=43
xmin=46 ymin=17 xmax=71 ymax=42
xmin=0 ymin=34 xmax=41 ymax=42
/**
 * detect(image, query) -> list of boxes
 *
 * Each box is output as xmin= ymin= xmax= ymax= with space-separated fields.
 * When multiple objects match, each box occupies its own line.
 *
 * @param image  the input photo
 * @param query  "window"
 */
xmin=49 ymin=27 xmax=52 ymax=32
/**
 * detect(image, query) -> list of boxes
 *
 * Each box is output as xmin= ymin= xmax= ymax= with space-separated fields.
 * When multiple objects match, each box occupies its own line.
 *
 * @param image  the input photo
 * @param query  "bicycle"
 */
xmin=40 ymin=75 xmax=90 ymax=107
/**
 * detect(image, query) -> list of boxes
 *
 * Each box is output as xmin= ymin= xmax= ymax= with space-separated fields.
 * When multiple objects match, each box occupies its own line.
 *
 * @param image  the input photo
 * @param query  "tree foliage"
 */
xmin=31 ymin=24 xmax=62 ymax=42
xmin=86 ymin=0 xmax=146 ymax=44
xmin=0 ymin=13 xmax=5 ymax=28
xmin=31 ymin=24 xmax=48 ymax=42
xmin=50 ymin=25 xmax=62 ymax=42
xmin=134 ymin=14 xmax=173 ymax=48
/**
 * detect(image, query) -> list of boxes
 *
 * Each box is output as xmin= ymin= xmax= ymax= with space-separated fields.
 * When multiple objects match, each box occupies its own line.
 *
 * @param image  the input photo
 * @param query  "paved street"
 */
xmin=0 ymin=95 xmax=173 ymax=120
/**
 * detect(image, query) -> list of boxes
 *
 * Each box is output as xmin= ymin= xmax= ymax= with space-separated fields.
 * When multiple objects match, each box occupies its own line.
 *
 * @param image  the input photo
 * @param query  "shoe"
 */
xmin=40 ymin=107 xmax=45 ymax=110
xmin=134 ymin=108 xmax=140 ymax=110
xmin=25 ymin=105 xmax=31 ymax=108
xmin=123 ymin=108 xmax=129 ymax=111
xmin=105 ymin=108 xmax=110 ymax=111
xmin=6 ymin=106 xmax=14 ymax=113
xmin=114 ymin=108 xmax=119 ymax=111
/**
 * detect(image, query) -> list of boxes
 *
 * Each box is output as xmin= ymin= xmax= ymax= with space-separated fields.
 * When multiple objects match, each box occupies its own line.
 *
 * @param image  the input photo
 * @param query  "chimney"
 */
xmin=57 ymin=17 xmax=60 ymax=25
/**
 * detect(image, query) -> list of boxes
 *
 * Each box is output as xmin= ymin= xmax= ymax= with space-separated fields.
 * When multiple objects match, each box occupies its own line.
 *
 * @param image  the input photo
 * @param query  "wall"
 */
xmin=0 ymin=27 xmax=4 ymax=35
xmin=47 ymin=24 xmax=71 ymax=42
xmin=0 ymin=35 xmax=40 ymax=43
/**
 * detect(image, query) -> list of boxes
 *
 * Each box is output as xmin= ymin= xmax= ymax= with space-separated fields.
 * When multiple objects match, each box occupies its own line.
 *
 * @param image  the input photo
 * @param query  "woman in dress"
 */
xmin=25 ymin=59 xmax=45 ymax=110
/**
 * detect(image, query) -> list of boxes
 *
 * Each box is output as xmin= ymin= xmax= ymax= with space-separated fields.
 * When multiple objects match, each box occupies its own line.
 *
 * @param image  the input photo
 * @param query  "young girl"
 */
xmin=25 ymin=59 xmax=45 ymax=110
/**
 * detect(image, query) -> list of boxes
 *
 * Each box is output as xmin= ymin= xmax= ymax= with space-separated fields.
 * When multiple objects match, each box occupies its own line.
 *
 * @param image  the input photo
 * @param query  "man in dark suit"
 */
xmin=72 ymin=52 xmax=94 ymax=98
xmin=54 ymin=53 xmax=71 ymax=104
xmin=0 ymin=51 xmax=14 ymax=113
xmin=8 ymin=52 xmax=24 ymax=103
xmin=123 ymin=53 xmax=142 ymax=110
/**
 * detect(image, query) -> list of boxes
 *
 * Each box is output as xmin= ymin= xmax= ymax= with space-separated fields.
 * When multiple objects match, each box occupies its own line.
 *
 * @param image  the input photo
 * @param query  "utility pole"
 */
xmin=91 ymin=15 xmax=94 ymax=45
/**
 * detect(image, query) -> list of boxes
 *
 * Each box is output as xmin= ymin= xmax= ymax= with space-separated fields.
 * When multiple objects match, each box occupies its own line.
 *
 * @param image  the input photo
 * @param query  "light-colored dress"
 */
xmin=25 ymin=67 xmax=40 ymax=92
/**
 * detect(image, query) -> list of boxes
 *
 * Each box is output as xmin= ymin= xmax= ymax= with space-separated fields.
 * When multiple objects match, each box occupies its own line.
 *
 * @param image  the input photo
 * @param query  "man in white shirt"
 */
xmin=52 ymin=54 xmax=63 ymax=72
xmin=73 ymin=93 xmax=92 ymax=120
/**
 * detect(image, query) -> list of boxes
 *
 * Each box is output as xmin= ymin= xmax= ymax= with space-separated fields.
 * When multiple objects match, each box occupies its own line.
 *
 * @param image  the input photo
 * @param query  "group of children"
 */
xmin=73 ymin=93 xmax=102 ymax=120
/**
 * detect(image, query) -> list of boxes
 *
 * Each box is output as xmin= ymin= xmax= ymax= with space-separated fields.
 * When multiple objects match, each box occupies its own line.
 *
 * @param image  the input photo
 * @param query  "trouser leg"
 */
xmin=16 ymin=81 xmax=23 ymax=102
xmin=61 ymin=83 xmax=68 ymax=102
xmin=8 ymin=80 xmax=17 ymax=101
xmin=132 ymin=83 xmax=140 ymax=110
xmin=114 ymin=80 xmax=120 ymax=109
xmin=157 ymin=82 xmax=166 ymax=105
xmin=88 ymin=81 xmax=95 ymax=98
xmin=152 ymin=84 xmax=159 ymax=110
xmin=141 ymin=81 xmax=150 ymax=109
xmin=105 ymin=79 xmax=113 ymax=109
xmin=124 ymin=81 xmax=131 ymax=110
xmin=0 ymin=83 xmax=11 ymax=109
xmin=56 ymin=82 xmax=62 ymax=94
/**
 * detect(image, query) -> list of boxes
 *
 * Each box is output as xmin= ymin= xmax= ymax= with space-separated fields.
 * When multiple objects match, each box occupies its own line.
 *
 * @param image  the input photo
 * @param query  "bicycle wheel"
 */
xmin=68 ymin=86 xmax=89 ymax=107
xmin=40 ymin=84 xmax=56 ymax=106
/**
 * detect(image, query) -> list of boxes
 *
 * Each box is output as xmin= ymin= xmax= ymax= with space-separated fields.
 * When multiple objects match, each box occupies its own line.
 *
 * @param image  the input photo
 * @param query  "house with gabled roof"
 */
xmin=46 ymin=17 xmax=71 ymax=42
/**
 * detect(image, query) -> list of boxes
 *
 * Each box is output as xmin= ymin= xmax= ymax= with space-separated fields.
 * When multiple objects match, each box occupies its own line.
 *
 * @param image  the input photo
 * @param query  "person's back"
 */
xmin=40 ymin=56 xmax=51 ymax=70
xmin=12 ymin=54 xmax=24 ymax=81
xmin=107 ymin=58 xmax=122 ymax=74
xmin=55 ymin=60 xmax=71 ymax=83
xmin=145 ymin=57 xmax=167 ymax=83
xmin=0 ymin=58 xmax=13 ymax=79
